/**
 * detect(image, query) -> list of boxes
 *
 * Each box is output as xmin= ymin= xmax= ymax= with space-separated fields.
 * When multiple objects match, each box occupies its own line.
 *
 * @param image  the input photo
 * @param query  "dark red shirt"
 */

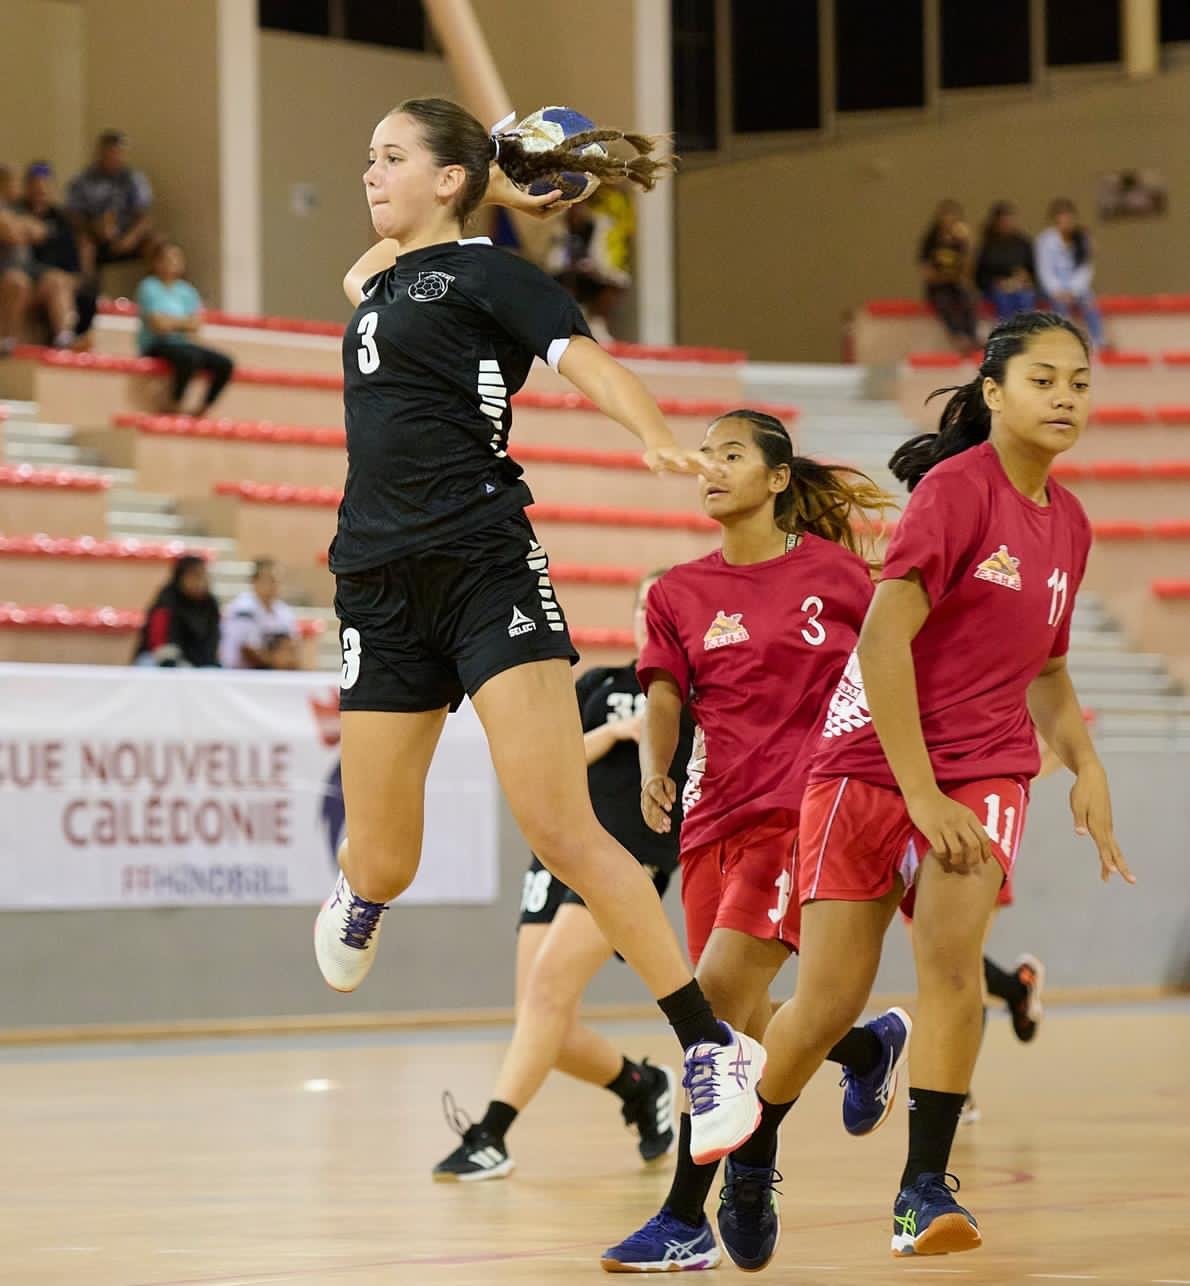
xmin=811 ymin=442 xmax=1092 ymax=788
xmin=640 ymin=535 xmax=875 ymax=852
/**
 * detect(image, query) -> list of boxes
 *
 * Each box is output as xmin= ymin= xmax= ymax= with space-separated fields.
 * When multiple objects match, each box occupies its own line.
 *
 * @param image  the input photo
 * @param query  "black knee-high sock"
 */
xmin=983 ymin=956 xmax=1027 ymax=1008
xmin=479 ymin=1100 xmax=518 ymax=1141
xmin=901 ymin=1088 xmax=965 ymax=1189
xmin=824 ymin=1025 xmax=882 ymax=1075
xmin=606 ymin=1057 xmax=646 ymax=1103
xmin=664 ymin=1113 xmax=720 ymax=1226
xmin=732 ymin=1094 xmax=796 ymax=1168
xmin=658 ymin=979 xmax=728 ymax=1050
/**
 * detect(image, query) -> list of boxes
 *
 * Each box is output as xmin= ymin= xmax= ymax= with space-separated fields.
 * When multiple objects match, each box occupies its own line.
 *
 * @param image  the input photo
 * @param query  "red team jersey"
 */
xmin=639 ymin=534 xmax=875 ymax=853
xmin=811 ymin=442 xmax=1093 ymax=788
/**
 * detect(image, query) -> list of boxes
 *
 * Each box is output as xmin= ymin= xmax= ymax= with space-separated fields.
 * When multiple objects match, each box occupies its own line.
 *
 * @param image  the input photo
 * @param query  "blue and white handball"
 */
xmin=513 ymin=106 xmax=606 ymax=203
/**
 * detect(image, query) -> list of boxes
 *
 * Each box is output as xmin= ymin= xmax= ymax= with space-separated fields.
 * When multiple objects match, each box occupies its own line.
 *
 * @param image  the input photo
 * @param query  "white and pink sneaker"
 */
xmin=684 ymin=1023 xmax=766 ymax=1165
xmin=314 ymin=873 xmax=387 ymax=992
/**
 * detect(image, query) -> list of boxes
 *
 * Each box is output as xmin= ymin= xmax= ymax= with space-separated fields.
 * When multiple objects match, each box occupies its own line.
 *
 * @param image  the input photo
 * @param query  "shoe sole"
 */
xmin=850 ymin=1006 xmax=913 ymax=1139
xmin=432 ymin=1158 xmax=515 ymax=1183
xmin=891 ymin=1214 xmax=983 ymax=1257
xmin=1013 ymin=953 xmax=1045 ymax=1041
xmin=600 ymin=1248 xmax=722 ymax=1273
xmin=640 ymin=1065 xmax=678 ymax=1165
xmin=689 ymin=1043 xmax=767 ymax=1166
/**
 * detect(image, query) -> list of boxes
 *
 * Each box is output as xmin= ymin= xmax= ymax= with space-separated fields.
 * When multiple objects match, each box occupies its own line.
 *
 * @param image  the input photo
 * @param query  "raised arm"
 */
xmin=856 ymin=575 xmax=992 ymax=869
xmin=639 ymin=672 xmax=683 ymax=835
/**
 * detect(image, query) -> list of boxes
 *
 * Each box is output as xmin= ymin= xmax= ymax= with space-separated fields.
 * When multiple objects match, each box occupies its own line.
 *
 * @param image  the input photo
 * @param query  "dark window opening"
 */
xmin=835 ymin=0 xmax=925 ymax=111
xmin=941 ymin=0 xmax=1031 ymax=88
xmin=732 ymin=0 xmax=820 ymax=132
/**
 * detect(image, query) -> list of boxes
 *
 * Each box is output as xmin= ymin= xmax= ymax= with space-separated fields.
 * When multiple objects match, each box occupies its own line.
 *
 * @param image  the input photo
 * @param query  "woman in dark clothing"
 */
xmin=132 ymin=555 xmax=221 ymax=667
xmin=975 ymin=201 xmax=1037 ymax=322
xmin=918 ymin=199 xmax=979 ymax=354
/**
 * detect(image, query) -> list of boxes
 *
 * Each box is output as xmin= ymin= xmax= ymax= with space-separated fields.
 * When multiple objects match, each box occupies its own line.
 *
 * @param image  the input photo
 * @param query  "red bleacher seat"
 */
xmin=0 ymin=464 xmax=109 ymax=491
xmin=1152 ymin=580 xmax=1190 ymax=599
xmin=0 ymin=535 xmax=208 ymax=560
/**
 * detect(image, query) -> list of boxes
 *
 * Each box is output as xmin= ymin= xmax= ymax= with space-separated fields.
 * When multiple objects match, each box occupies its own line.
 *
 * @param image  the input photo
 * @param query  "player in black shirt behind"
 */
xmin=313 ymin=98 xmax=767 ymax=1156
xmin=433 ymin=570 xmax=694 ymax=1181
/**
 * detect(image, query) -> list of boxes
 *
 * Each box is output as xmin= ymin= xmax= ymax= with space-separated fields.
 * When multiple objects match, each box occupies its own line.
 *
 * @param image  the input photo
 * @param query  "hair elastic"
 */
xmin=488 ymin=111 xmax=517 ymax=163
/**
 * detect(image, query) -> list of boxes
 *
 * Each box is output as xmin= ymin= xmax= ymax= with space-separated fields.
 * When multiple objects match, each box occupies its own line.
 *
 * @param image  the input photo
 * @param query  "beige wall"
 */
xmin=678 ymin=65 xmax=1190 ymax=361
xmin=258 ymin=33 xmax=451 ymax=321
xmin=0 ymin=1 xmax=85 ymax=177
xmin=470 ymin=0 xmax=637 ymax=128
xmin=79 ymin=0 xmax=223 ymax=300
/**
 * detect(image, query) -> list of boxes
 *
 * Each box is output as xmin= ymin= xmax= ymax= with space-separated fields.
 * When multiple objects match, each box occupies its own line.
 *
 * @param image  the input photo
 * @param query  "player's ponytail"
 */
xmin=890 ymin=310 xmax=1090 ymax=492
xmin=716 ymin=410 xmax=896 ymax=562
xmin=493 ymin=127 xmax=673 ymax=193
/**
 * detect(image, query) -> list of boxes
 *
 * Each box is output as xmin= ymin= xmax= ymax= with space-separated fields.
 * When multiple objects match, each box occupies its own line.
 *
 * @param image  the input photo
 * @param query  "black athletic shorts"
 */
xmin=517 ymin=853 xmax=674 ymax=928
xmin=335 ymin=512 xmax=578 ymax=712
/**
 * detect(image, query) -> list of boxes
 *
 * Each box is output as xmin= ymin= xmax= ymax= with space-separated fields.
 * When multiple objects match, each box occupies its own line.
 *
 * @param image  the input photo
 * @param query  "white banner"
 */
xmin=0 ymin=665 xmax=498 ymax=909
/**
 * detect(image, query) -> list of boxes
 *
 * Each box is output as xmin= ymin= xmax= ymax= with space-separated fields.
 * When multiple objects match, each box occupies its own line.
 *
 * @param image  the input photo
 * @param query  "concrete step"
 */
xmin=108 ymin=489 xmax=178 ymax=514
xmin=3 ymin=440 xmax=95 ymax=466
xmin=0 ymin=399 xmax=39 ymax=421
xmin=2 ymin=421 xmax=77 ymax=445
xmin=107 ymin=510 xmax=189 ymax=535
xmin=1068 ymin=669 xmax=1177 ymax=696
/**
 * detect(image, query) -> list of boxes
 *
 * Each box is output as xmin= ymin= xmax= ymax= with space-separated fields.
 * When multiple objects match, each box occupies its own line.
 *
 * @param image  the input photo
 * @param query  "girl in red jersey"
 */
xmin=710 ymin=313 xmax=1134 ymax=1269
xmin=602 ymin=410 xmax=910 ymax=1273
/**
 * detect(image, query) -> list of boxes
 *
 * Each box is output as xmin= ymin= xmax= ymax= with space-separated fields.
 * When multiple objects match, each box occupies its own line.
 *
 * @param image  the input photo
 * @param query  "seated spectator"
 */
xmin=15 ymin=162 xmax=94 ymax=349
xmin=133 ymin=555 xmax=221 ymax=668
xmin=917 ymin=199 xmax=979 ymax=355
xmin=0 ymin=163 xmax=33 ymax=355
xmin=1035 ymin=198 xmax=1106 ymax=350
xmin=975 ymin=200 xmax=1037 ymax=322
xmin=137 ymin=242 xmax=234 ymax=413
xmin=548 ymin=186 xmax=635 ymax=343
xmin=66 ymin=129 xmax=155 ymax=279
xmin=219 ymin=560 xmax=301 ymax=670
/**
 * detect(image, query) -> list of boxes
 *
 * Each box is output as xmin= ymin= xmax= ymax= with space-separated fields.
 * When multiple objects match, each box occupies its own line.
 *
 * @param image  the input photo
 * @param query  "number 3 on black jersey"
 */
xmin=356 ymin=313 xmax=380 ymax=375
xmin=341 ymin=627 xmax=362 ymax=688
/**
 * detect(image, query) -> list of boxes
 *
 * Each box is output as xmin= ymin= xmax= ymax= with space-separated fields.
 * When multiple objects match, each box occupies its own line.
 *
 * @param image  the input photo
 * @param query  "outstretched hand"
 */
xmin=643 ymin=446 xmax=727 ymax=482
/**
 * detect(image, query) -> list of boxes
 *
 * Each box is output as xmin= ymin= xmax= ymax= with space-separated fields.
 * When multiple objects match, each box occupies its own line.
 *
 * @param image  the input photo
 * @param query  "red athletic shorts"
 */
xmin=680 ymin=809 xmax=801 ymax=968
xmin=797 ymin=777 xmax=1028 ymax=909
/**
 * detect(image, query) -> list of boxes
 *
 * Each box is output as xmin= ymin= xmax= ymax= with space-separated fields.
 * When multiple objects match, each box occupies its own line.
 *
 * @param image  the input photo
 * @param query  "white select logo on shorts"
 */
xmin=408 ymin=271 xmax=455 ymax=302
xmin=508 ymin=606 xmax=536 ymax=638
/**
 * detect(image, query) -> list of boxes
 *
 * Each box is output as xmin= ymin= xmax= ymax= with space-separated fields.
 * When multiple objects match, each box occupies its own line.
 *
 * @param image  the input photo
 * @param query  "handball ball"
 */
xmin=513 ymin=106 xmax=605 ymax=203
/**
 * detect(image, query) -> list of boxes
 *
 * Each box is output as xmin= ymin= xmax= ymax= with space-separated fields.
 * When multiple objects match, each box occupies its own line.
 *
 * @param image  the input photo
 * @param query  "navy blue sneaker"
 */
xmin=841 ymin=1006 xmax=912 ymax=1137
xmin=891 ymin=1172 xmax=981 ymax=1257
xmin=601 ymin=1209 xmax=720 ymax=1273
xmin=716 ymin=1156 xmax=782 ymax=1272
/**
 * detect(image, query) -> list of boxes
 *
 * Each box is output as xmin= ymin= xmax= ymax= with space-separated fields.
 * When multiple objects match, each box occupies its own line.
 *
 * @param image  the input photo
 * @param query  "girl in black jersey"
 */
xmin=433 ymin=571 xmax=691 ymax=1182
xmin=313 ymin=98 xmax=766 ymax=1154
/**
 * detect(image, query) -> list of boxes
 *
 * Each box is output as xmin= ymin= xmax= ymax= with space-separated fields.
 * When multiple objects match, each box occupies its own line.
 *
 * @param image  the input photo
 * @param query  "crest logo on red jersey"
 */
xmin=703 ymin=610 xmax=749 ymax=651
xmin=973 ymin=544 xmax=1022 ymax=591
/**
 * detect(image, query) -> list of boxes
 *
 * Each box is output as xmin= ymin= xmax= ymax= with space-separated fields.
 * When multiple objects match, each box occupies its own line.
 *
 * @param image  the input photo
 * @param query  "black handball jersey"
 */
xmin=578 ymin=662 xmax=695 ymax=869
xmin=330 ymin=237 xmax=593 ymax=572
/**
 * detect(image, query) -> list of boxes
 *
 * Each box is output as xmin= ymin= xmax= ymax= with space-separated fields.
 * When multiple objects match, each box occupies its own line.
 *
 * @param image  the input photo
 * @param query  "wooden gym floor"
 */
xmin=3 ymin=1001 xmax=1188 ymax=1286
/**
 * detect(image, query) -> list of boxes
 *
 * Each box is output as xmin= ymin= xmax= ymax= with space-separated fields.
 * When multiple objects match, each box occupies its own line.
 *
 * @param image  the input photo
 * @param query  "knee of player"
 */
xmin=520 ymin=961 xmax=584 ymax=1018
xmin=341 ymin=841 xmax=419 ymax=903
xmin=914 ymin=945 xmax=984 ymax=996
xmin=520 ymin=828 xmax=586 ymax=885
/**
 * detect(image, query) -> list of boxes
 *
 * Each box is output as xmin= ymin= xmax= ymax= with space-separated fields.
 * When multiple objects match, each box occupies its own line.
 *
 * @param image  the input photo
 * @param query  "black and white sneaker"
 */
xmin=431 ymin=1092 xmax=514 ymax=1183
xmin=622 ymin=1061 xmax=677 ymax=1163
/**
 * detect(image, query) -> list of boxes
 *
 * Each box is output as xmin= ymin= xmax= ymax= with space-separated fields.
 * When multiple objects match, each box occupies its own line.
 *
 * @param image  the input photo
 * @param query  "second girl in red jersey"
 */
xmin=602 ymin=410 xmax=910 ymax=1272
xmin=709 ymin=313 xmax=1134 ymax=1271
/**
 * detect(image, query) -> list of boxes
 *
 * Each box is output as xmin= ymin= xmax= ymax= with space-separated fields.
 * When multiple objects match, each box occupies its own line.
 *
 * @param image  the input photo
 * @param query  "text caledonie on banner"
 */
xmin=0 ymin=664 xmax=499 ymax=910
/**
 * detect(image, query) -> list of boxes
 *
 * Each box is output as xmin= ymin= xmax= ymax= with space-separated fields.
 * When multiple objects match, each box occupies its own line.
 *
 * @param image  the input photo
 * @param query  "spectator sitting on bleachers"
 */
xmin=1036 ymin=197 xmax=1106 ymax=351
xmin=917 ymin=199 xmax=979 ymax=355
xmin=15 ymin=161 xmax=95 ymax=349
xmin=133 ymin=554 xmax=221 ymax=668
xmin=975 ymin=200 xmax=1037 ymax=322
xmin=219 ymin=559 xmax=301 ymax=671
xmin=548 ymin=186 xmax=635 ymax=343
xmin=66 ymin=129 xmax=155 ymax=279
xmin=136 ymin=241 xmax=234 ymax=413
xmin=0 ymin=163 xmax=34 ymax=355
